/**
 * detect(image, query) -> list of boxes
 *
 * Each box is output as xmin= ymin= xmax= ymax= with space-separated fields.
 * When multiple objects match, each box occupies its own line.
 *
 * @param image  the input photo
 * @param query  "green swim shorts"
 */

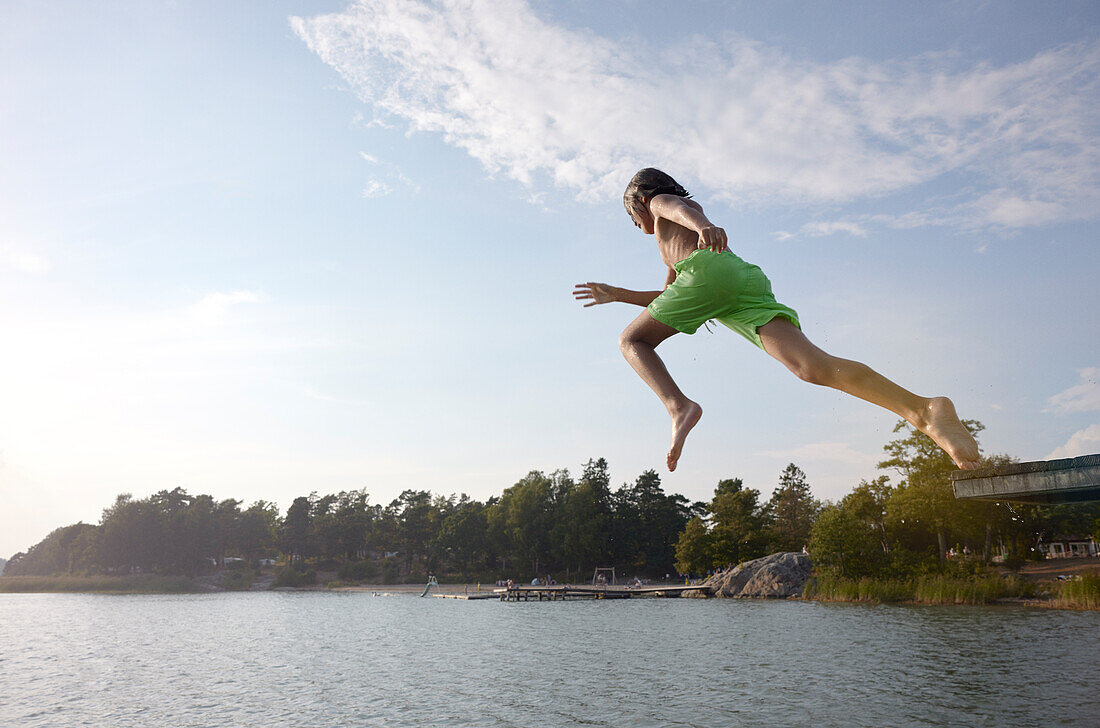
xmin=647 ymin=249 xmax=800 ymax=349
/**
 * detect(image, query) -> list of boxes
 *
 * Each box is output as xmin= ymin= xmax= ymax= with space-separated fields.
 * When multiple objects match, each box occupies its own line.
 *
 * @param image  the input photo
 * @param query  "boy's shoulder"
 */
xmin=650 ymin=194 xmax=703 ymax=215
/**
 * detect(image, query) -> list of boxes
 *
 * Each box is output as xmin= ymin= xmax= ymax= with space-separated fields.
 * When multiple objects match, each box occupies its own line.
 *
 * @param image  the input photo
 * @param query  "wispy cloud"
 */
xmin=1 ymin=246 xmax=51 ymax=274
xmin=291 ymin=0 xmax=1100 ymax=229
xmin=299 ymin=385 xmax=371 ymax=406
xmin=361 ymin=179 xmax=394 ymax=198
xmin=761 ymin=441 xmax=878 ymax=468
xmin=358 ymin=151 xmax=420 ymax=198
xmin=1046 ymin=423 xmax=1100 ymax=460
xmin=1045 ymin=368 xmax=1100 ymax=414
xmin=186 ymin=290 xmax=266 ymax=325
xmin=773 ymin=219 xmax=868 ymax=241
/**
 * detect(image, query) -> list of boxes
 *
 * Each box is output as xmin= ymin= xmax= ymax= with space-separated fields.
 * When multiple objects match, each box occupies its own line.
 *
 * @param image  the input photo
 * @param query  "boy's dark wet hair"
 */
xmin=623 ymin=168 xmax=691 ymax=216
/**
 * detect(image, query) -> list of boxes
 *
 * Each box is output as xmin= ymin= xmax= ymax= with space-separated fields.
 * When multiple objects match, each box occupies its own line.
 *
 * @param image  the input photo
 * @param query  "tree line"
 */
xmin=4 ymin=457 xmax=816 ymax=582
xmin=804 ymin=421 xmax=1100 ymax=579
xmin=6 ymin=423 xmax=1098 ymax=583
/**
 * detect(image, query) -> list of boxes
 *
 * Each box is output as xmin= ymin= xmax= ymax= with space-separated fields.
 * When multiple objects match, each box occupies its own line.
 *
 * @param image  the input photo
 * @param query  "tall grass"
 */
xmin=914 ymin=574 xmax=1025 ymax=605
xmin=804 ymin=572 xmax=1035 ymax=605
xmin=804 ymin=574 xmax=912 ymax=603
xmin=0 ymin=574 xmax=200 ymax=594
xmin=1051 ymin=573 xmax=1100 ymax=609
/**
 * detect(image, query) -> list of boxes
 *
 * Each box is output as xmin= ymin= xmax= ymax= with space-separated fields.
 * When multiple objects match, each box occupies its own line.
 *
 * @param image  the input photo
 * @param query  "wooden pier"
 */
xmin=497 ymin=583 xmax=712 ymax=602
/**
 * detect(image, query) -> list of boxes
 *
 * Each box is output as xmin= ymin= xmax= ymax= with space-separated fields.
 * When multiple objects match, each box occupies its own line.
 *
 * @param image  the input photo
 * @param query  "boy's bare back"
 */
xmin=650 ymin=196 xmax=714 ymax=268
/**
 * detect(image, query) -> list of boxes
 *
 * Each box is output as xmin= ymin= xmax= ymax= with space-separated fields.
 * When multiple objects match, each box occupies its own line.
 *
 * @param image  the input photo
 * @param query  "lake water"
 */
xmin=1 ymin=592 xmax=1098 ymax=727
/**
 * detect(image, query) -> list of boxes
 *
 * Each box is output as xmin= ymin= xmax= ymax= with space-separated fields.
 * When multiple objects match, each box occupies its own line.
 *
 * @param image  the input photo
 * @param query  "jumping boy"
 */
xmin=574 ymin=168 xmax=982 ymax=473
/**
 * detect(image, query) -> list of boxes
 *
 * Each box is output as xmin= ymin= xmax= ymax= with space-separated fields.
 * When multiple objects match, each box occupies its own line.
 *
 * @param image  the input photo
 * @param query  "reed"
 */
xmin=805 ymin=571 xmax=1034 ymax=605
xmin=804 ymin=574 xmax=913 ymax=603
xmin=1051 ymin=573 xmax=1100 ymax=609
xmin=0 ymin=574 xmax=200 ymax=593
xmin=914 ymin=574 xmax=1010 ymax=605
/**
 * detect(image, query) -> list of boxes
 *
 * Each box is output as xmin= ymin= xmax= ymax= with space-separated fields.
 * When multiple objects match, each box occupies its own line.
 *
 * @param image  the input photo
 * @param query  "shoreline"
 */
xmin=1 ymin=576 xmax=1097 ymax=610
xmin=2 ymin=562 xmax=1096 ymax=610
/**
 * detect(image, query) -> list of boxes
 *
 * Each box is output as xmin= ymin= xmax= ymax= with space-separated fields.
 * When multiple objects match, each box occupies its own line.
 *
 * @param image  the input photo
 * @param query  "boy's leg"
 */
xmin=757 ymin=317 xmax=981 ymax=469
xmin=619 ymin=311 xmax=702 ymax=471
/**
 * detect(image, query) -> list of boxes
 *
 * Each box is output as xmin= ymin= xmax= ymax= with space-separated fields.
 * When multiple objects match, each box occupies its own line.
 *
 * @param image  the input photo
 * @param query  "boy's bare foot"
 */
xmin=918 ymin=397 xmax=982 ymax=470
xmin=667 ymin=401 xmax=702 ymax=471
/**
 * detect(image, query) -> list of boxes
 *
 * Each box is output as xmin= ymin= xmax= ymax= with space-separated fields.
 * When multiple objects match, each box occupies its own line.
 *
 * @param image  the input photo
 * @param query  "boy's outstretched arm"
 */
xmin=574 ymin=267 xmax=675 ymax=308
xmin=648 ymin=194 xmax=728 ymax=253
xmin=576 ymin=267 xmax=677 ymax=305
xmin=573 ymin=282 xmax=662 ymax=307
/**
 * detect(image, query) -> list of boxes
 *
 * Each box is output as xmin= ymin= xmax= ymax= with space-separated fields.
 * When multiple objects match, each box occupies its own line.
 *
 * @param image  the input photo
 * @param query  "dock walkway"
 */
xmin=498 ymin=583 xmax=711 ymax=601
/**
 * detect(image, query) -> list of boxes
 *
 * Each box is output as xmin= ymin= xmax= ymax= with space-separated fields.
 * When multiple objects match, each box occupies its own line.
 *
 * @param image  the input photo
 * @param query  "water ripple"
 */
xmin=0 ymin=593 xmax=1098 ymax=726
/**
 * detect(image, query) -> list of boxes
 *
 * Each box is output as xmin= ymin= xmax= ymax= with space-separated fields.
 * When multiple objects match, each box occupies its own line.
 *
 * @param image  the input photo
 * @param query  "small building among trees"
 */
xmin=1040 ymin=536 xmax=1098 ymax=559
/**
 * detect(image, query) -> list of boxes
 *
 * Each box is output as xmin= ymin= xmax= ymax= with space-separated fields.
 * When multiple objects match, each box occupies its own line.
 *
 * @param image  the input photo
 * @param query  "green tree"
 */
xmin=842 ymin=476 xmax=892 ymax=553
xmin=764 ymin=463 xmax=821 ymax=552
xmin=100 ymin=493 xmax=161 ymax=573
xmin=391 ymin=490 xmax=438 ymax=573
xmin=334 ymin=490 xmax=373 ymax=561
xmin=490 ymin=472 xmax=555 ymax=576
xmin=281 ymin=496 xmax=313 ymax=563
xmin=235 ymin=500 xmax=280 ymax=561
xmin=554 ymin=459 xmax=612 ymax=578
xmin=624 ymin=470 xmax=658 ymax=569
xmin=310 ymin=493 xmax=340 ymax=561
xmin=880 ymin=419 xmax=984 ymax=562
xmin=674 ymin=516 xmax=713 ymax=577
xmin=611 ymin=470 xmax=690 ymax=576
xmin=438 ymin=495 xmax=489 ymax=573
xmin=806 ymin=477 xmax=896 ymax=579
xmin=809 ymin=503 xmax=888 ymax=579
xmin=211 ymin=498 xmax=242 ymax=564
xmin=2 ymin=523 xmax=98 ymax=576
xmin=173 ymin=493 xmax=219 ymax=574
xmin=709 ymin=478 xmax=767 ymax=567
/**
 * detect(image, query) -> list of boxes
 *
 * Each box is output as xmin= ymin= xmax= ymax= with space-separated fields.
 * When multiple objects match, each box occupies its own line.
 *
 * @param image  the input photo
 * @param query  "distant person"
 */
xmin=574 ymin=168 xmax=982 ymax=472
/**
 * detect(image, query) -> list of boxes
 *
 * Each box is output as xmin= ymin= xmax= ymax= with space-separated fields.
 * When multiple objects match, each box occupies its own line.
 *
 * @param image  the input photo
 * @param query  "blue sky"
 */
xmin=2 ymin=0 xmax=1098 ymax=558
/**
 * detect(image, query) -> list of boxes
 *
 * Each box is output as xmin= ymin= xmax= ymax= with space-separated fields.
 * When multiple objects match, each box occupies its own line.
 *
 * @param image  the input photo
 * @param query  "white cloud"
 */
xmin=291 ymin=1 xmax=1100 ymax=229
xmin=186 ymin=290 xmax=266 ymax=325
xmin=1046 ymin=424 xmax=1100 ymax=460
xmin=1046 ymin=368 xmax=1100 ymax=414
xmin=358 ymin=151 xmax=420 ymax=197
xmin=1 ymin=247 xmax=51 ymax=274
xmin=761 ymin=441 xmax=878 ymax=468
xmin=802 ymin=221 xmax=868 ymax=238
xmin=300 ymin=385 xmax=372 ymax=407
xmin=361 ymin=178 xmax=394 ymax=198
xmin=774 ymin=219 xmax=868 ymax=240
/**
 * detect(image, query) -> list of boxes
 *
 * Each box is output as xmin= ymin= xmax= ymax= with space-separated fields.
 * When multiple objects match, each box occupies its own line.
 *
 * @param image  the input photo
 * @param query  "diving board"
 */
xmin=951 ymin=453 xmax=1100 ymax=503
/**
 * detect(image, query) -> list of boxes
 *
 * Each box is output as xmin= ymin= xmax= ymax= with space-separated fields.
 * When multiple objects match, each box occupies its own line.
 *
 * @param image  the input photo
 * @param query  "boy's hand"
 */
xmin=698 ymin=225 xmax=728 ymax=253
xmin=573 ymin=282 xmax=617 ymax=307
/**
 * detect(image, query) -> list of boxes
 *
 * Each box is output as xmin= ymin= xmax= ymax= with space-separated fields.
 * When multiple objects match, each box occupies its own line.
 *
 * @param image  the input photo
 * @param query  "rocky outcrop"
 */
xmin=702 ymin=552 xmax=812 ymax=598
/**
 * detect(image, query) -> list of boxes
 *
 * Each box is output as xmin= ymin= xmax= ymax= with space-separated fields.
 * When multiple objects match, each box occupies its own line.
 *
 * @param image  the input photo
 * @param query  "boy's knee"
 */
xmin=618 ymin=330 xmax=637 ymax=354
